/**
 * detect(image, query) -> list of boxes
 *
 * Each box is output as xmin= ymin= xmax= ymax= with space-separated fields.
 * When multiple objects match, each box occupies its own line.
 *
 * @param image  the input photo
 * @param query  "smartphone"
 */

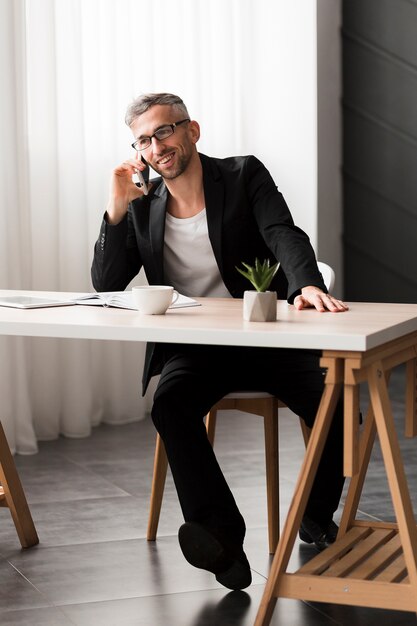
xmin=135 ymin=156 xmax=149 ymax=195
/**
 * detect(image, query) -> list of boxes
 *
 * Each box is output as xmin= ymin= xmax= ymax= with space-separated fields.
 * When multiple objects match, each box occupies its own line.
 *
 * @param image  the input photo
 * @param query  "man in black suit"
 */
xmin=92 ymin=93 xmax=348 ymax=590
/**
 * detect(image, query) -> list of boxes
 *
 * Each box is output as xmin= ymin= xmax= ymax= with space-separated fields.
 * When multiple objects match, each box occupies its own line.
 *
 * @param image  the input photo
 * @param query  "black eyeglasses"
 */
xmin=132 ymin=118 xmax=190 ymax=151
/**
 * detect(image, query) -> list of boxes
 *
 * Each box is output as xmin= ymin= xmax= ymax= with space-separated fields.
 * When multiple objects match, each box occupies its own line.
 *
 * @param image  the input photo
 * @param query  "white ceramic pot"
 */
xmin=243 ymin=291 xmax=277 ymax=322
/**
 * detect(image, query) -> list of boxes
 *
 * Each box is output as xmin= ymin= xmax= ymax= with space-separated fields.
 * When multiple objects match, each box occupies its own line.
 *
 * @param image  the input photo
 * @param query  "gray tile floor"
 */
xmin=0 ymin=365 xmax=416 ymax=625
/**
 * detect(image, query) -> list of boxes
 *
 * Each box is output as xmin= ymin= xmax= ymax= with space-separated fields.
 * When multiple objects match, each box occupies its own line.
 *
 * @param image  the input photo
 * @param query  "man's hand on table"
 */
xmin=294 ymin=286 xmax=349 ymax=313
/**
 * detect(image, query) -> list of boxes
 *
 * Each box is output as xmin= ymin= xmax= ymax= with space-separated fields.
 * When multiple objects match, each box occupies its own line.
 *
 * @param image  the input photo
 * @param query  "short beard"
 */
xmin=152 ymin=151 xmax=191 ymax=180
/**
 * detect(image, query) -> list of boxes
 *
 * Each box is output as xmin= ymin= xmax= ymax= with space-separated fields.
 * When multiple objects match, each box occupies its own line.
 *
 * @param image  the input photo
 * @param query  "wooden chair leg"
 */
xmin=147 ymin=412 xmax=219 ymax=542
xmin=147 ymin=434 xmax=169 ymax=541
xmin=0 ymin=422 xmax=38 ymax=548
xmin=205 ymin=408 xmax=217 ymax=446
xmin=264 ymin=400 xmax=280 ymax=554
xmin=299 ymin=417 xmax=311 ymax=447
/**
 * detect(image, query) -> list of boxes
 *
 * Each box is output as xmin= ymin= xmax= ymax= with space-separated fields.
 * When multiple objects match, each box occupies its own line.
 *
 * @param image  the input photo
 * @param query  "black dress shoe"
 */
xmin=178 ymin=522 xmax=252 ymax=590
xmin=299 ymin=515 xmax=339 ymax=551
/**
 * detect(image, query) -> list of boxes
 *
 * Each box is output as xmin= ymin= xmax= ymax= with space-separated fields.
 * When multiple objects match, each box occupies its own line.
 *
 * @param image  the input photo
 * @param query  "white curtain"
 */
xmin=0 ymin=0 xmax=324 ymax=454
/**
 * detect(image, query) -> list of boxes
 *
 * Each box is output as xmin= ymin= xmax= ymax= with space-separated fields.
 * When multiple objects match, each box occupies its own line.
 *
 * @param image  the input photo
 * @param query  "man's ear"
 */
xmin=189 ymin=120 xmax=200 ymax=144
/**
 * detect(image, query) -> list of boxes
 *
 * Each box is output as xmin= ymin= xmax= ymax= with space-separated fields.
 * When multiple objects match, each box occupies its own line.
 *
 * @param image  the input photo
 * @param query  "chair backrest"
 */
xmin=317 ymin=261 xmax=335 ymax=292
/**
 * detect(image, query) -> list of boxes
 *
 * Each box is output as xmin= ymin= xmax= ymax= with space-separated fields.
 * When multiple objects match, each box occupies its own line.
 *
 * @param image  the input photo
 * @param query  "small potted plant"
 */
xmin=236 ymin=258 xmax=280 ymax=321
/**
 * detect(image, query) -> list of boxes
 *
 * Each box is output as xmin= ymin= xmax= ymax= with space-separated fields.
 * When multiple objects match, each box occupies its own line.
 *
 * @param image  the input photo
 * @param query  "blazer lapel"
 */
xmin=149 ymin=181 xmax=168 ymax=283
xmin=201 ymin=154 xmax=225 ymax=276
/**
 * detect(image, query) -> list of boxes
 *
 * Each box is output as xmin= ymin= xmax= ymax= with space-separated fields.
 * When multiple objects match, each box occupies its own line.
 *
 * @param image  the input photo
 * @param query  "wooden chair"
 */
xmin=146 ymin=262 xmax=334 ymax=554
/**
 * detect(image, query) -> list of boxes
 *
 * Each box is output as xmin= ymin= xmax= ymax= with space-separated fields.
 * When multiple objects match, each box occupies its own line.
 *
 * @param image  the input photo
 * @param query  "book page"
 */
xmin=75 ymin=291 xmax=199 ymax=310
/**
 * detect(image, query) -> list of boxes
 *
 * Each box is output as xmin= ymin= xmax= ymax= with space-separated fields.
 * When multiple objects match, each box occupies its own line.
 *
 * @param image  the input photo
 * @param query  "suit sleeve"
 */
xmin=91 ymin=209 xmax=142 ymax=292
xmin=244 ymin=156 xmax=327 ymax=301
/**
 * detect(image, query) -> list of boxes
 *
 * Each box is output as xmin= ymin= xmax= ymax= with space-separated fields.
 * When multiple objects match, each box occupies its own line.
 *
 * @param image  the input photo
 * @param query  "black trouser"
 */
xmin=151 ymin=344 xmax=345 ymax=547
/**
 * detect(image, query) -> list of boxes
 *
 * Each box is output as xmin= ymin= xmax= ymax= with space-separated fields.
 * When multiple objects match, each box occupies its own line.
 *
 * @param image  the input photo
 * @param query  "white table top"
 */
xmin=1 ymin=290 xmax=417 ymax=352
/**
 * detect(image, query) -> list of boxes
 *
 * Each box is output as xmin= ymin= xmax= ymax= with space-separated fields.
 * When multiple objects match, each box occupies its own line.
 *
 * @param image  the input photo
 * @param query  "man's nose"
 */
xmin=151 ymin=135 xmax=164 ymax=147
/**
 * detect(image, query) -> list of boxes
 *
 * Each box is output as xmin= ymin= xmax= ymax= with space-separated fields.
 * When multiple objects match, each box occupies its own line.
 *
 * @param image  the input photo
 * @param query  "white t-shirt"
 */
xmin=163 ymin=209 xmax=231 ymax=298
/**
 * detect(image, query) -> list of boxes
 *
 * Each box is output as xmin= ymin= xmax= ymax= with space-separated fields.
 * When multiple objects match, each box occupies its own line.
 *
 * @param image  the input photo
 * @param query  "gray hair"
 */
xmin=125 ymin=93 xmax=190 ymax=127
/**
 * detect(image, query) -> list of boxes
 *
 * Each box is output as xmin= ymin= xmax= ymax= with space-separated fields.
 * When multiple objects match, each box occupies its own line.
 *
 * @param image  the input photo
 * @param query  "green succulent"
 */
xmin=236 ymin=258 xmax=280 ymax=292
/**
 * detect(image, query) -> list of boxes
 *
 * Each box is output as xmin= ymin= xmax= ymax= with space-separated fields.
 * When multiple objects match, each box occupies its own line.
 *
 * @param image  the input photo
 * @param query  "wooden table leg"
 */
xmin=405 ymin=357 xmax=417 ymax=438
xmin=255 ymin=339 xmax=417 ymax=624
xmin=338 ymin=369 xmax=391 ymax=536
xmin=368 ymin=361 xmax=417 ymax=588
xmin=338 ymin=403 xmax=377 ymax=536
xmin=254 ymin=358 xmax=343 ymax=625
xmin=0 ymin=422 xmax=39 ymax=548
xmin=343 ymin=383 xmax=360 ymax=477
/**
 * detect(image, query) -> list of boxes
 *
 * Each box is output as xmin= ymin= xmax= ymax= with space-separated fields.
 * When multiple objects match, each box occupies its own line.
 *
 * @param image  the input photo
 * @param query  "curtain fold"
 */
xmin=2 ymin=0 xmax=255 ymax=453
xmin=0 ymin=0 xmax=153 ymax=453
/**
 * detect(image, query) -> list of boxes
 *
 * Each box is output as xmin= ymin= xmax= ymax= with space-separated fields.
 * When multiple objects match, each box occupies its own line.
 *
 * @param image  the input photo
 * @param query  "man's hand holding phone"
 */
xmin=106 ymin=155 xmax=150 ymax=225
xmin=134 ymin=166 xmax=148 ymax=195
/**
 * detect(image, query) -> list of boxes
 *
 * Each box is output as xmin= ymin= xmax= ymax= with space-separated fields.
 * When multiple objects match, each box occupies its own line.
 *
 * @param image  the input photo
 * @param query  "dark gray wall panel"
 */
xmin=343 ymin=37 xmax=417 ymax=140
xmin=345 ymin=247 xmax=417 ymax=303
xmin=344 ymin=177 xmax=417 ymax=300
xmin=344 ymin=109 xmax=417 ymax=215
xmin=343 ymin=0 xmax=417 ymax=66
xmin=343 ymin=0 xmax=417 ymax=303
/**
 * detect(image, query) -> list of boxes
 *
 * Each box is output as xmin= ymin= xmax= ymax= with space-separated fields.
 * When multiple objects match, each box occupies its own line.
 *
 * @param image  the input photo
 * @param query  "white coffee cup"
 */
xmin=132 ymin=285 xmax=179 ymax=315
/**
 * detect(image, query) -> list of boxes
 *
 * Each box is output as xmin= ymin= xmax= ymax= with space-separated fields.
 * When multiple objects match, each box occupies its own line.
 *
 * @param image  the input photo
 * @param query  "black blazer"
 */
xmin=92 ymin=153 xmax=326 ymax=393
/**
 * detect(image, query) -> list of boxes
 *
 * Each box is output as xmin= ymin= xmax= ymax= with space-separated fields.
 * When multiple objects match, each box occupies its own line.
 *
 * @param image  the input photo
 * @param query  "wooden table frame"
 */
xmin=255 ymin=331 xmax=417 ymax=624
xmin=0 ymin=422 xmax=38 ymax=548
xmin=1 ymin=292 xmax=417 ymax=614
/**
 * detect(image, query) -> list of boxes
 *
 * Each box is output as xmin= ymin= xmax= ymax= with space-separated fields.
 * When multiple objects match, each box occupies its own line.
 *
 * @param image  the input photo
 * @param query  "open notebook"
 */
xmin=75 ymin=291 xmax=199 ymax=310
xmin=0 ymin=292 xmax=199 ymax=310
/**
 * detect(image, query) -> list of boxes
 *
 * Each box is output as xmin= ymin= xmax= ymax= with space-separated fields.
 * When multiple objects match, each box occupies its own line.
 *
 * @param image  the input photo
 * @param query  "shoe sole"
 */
xmin=299 ymin=518 xmax=339 ymax=551
xmin=299 ymin=527 xmax=332 ymax=552
xmin=299 ymin=528 xmax=314 ymax=544
xmin=216 ymin=558 xmax=252 ymax=590
xmin=178 ymin=523 xmax=252 ymax=590
xmin=178 ymin=522 xmax=231 ymax=574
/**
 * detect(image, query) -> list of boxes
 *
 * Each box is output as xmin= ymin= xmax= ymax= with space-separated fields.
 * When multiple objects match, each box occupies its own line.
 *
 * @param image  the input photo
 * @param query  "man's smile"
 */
xmin=156 ymin=151 xmax=175 ymax=166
